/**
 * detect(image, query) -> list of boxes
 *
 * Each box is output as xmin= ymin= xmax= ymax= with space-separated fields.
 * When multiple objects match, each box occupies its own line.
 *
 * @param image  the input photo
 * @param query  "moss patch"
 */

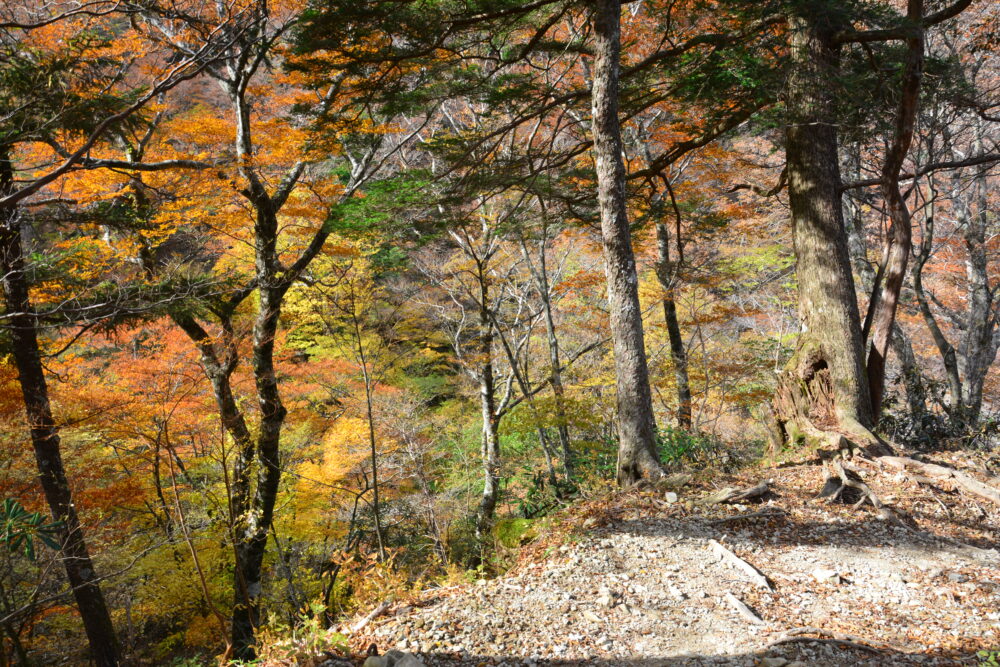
xmin=494 ymin=518 xmax=536 ymax=548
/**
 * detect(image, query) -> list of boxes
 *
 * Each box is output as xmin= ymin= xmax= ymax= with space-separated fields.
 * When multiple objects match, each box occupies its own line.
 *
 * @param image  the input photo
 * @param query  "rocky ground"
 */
xmin=349 ymin=452 xmax=1000 ymax=666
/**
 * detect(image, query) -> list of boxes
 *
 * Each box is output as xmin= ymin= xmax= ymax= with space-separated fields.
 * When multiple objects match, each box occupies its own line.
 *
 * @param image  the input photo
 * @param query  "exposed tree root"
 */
xmin=709 ymin=539 xmax=774 ymax=592
xmin=766 ymin=627 xmax=890 ymax=654
xmin=819 ymin=459 xmax=880 ymax=507
xmin=724 ymin=591 xmax=765 ymax=625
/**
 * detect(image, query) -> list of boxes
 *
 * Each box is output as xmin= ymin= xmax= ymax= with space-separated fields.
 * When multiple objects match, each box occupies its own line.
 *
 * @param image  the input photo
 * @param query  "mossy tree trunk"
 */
xmin=770 ymin=11 xmax=886 ymax=456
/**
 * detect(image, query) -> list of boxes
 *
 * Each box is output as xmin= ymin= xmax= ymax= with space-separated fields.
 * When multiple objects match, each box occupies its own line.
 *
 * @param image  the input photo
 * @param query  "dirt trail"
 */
xmin=358 ymin=455 xmax=1000 ymax=666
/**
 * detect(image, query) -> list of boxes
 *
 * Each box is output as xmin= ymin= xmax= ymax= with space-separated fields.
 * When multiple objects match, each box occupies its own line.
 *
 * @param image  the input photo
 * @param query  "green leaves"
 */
xmin=0 ymin=498 xmax=64 ymax=561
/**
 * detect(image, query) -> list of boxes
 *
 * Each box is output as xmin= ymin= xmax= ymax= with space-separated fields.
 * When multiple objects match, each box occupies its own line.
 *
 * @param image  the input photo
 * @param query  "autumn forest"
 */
xmin=0 ymin=0 xmax=998 ymax=664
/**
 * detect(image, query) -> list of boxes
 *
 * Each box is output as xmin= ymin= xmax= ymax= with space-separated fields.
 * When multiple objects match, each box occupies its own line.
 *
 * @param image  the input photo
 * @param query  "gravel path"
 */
xmin=358 ymin=461 xmax=1000 ymax=666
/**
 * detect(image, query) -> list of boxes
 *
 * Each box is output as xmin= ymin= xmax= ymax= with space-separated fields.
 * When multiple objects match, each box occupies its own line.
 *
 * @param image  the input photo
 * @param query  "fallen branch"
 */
xmin=701 ymin=480 xmax=771 ymax=505
xmin=655 ymin=472 xmax=693 ymax=490
xmin=724 ymin=591 xmax=765 ymax=625
xmin=709 ymin=539 xmax=774 ymax=591
xmin=350 ymin=600 xmax=391 ymax=634
xmin=878 ymin=456 xmax=1000 ymax=508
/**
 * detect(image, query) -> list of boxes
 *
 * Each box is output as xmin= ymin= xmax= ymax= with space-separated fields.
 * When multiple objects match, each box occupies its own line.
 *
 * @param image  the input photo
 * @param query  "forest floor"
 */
xmin=350 ymin=450 xmax=1000 ymax=666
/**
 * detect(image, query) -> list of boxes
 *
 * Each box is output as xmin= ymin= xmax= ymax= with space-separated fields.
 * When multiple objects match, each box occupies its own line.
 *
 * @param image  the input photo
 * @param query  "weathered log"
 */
xmin=701 ymin=480 xmax=771 ymax=505
xmin=351 ymin=600 xmax=391 ymax=633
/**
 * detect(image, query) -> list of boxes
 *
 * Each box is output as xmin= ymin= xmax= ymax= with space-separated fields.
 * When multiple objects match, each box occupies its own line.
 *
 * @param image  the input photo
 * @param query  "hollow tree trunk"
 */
xmin=771 ymin=12 xmax=882 ymax=454
xmin=0 ymin=161 xmax=120 ymax=666
xmin=591 ymin=0 xmax=661 ymax=484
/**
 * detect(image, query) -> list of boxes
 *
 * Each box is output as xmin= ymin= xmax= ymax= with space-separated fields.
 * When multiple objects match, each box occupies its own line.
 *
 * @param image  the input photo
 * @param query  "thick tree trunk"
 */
xmin=591 ymin=0 xmax=661 ymax=484
xmin=0 ymin=171 xmax=120 ymax=665
xmin=771 ymin=12 xmax=882 ymax=454
xmin=654 ymin=220 xmax=692 ymax=430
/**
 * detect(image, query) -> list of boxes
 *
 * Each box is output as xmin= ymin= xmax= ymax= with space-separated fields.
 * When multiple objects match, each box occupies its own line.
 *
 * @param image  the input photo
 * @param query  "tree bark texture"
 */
xmin=771 ymin=11 xmax=881 ymax=454
xmin=590 ymin=0 xmax=661 ymax=484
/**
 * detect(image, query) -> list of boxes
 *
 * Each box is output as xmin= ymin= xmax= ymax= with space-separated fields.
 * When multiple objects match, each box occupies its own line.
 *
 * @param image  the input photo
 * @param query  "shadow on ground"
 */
xmin=358 ymin=644 xmax=986 ymax=666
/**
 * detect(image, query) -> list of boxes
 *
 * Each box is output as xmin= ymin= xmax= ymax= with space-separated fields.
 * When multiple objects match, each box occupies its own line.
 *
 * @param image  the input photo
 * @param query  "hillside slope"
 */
xmin=356 ymin=454 xmax=1000 ymax=666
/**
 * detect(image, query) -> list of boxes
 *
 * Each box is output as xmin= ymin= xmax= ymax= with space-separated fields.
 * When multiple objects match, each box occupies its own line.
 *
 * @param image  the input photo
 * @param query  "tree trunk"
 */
xmin=231 ymin=202 xmax=291 ymax=658
xmin=354 ymin=295 xmax=387 ymax=561
xmin=771 ymin=12 xmax=882 ymax=454
xmin=864 ymin=0 xmax=924 ymax=420
xmin=519 ymin=227 xmax=574 ymax=478
xmin=476 ymin=353 xmax=501 ymax=539
xmin=590 ymin=0 xmax=661 ymax=484
xmin=955 ymin=129 xmax=998 ymax=427
xmin=0 ymin=160 xmax=120 ymax=666
xmin=911 ymin=195 xmax=964 ymax=415
xmin=846 ymin=148 xmax=928 ymax=423
xmin=654 ymin=220 xmax=692 ymax=430
xmin=475 ymin=270 xmax=501 ymax=539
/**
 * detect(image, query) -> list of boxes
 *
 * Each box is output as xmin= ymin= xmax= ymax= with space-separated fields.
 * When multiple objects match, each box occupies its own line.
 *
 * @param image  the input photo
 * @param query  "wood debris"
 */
xmin=878 ymin=455 xmax=1000 ymax=508
xmin=701 ymin=480 xmax=771 ymax=505
xmin=709 ymin=539 xmax=775 ymax=591
xmin=724 ymin=591 xmax=765 ymax=625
